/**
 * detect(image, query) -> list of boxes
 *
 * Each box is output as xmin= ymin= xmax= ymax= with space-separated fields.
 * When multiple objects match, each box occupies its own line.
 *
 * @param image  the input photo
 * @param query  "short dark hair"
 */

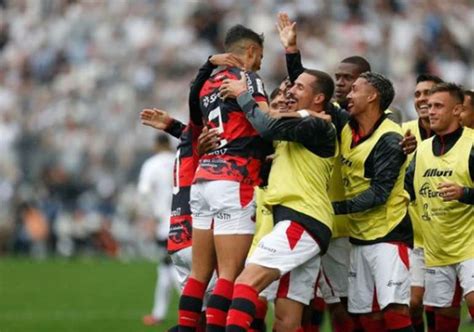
xmin=304 ymin=69 xmax=335 ymax=109
xmin=464 ymin=90 xmax=474 ymax=107
xmin=224 ymin=24 xmax=264 ymax=51
xmin=359 ymin=72 xmax=395 ymax=111
xmin=154 ymin=133 xmax=169 ymax=146
xmin=429 ymin=82 xmax=464 ymax=104
xmin=269 ymin=87 xmax=281 ymax=101
xmin=341 ymin=56 xmax=371 ymax=74
xmin=416 ymin=73 xmax=443 ymax=84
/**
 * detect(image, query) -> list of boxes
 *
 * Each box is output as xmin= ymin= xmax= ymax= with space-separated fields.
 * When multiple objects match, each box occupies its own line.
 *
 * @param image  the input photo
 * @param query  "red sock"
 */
xmin=226 ymin=283 xmax=259 ymax=331
xmin=301 ymin=323 xmax=319 ymax=332
xmin=469 ymin=306 xmax=474 ymax=319
xmin=178 ymin=277 xmax=206 ymax=330
xmin=206 ymin=278 xmax=234 ymax=331
xmin=249 ymin=297 xmax=267 ymax=332
xmin=383 ymin=310 xmax=412 ymax=331
xmin=308 ymin=296 xmax=325 ymax=330
xmin=435 ymin=313 xmax=460 ymax=332
xmin=360 ymin=315 xmax=386 ymax=332
xmin=333 ymin=317 xmax=355 ymax=332
xmin=312 ymin=296 xmax=326 ymax=311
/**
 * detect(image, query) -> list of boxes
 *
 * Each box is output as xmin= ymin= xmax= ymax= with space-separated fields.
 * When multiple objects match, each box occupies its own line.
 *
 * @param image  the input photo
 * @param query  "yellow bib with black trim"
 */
xmin=328 ymin=154 xmax=350 ymax=237
xmin=413 ymin=129 xmax=474 ymax=267
xmin=264 ymin=139 xmax=337 ymax=231
xmin=248 ymin=186 xmax=274 ymax=257
xmin=340 ymin=118 xmax=409 ymax=240
xmin=402 ymin=120 xmax=424 ymax=248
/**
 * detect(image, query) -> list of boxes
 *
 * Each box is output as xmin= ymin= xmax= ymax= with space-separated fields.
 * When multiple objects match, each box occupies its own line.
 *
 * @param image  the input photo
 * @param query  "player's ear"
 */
xmin=367 ymin=91 xmax=377 ymax=104
xmin=452 ymin=103 xmax=463 ymax=117
xmin=312 ymin=93 xmax=325 ymax=107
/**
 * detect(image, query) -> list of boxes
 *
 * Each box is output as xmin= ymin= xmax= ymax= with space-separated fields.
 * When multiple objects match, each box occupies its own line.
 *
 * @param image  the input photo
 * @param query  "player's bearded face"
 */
xmin=287 ymin=73 xmax=316 ymax=111
xmin=250 ymin=45 xmax=263 ymax=71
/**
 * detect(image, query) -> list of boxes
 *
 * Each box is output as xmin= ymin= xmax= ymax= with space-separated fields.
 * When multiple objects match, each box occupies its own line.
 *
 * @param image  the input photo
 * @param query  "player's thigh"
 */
xmin=207 ymin=180 xmax=256 ymax=236
xmin=189 ymin=227 xmax=216 ymax=284
xmin=248 ymin=220 xmax=321 ymax=277
xmin=171 ymin=247 xmax=192 ymax=291
xmin=369 ymin=243 xmax=411 ymax=310
xmin=457 ymin=258 xmax=474 ymax=307
xmin=424 ymin=264 xmax=460 ymax=308
xmin=321 ymin=237 xmax=350 ymax=298
xmin=276 ymin=254 xmax=321 ymax=306
xmin=348 ymin=245 xmax=375 ymax=314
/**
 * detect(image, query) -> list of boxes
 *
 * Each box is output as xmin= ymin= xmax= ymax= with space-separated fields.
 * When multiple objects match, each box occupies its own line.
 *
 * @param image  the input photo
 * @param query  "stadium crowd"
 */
xmin=0 ymin=0 xmax=472 ymax=259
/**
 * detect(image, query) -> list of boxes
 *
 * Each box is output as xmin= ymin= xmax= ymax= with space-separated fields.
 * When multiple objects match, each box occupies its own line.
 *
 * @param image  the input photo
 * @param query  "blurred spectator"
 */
xmin=0 ymin=0 xmax=472 ymax=258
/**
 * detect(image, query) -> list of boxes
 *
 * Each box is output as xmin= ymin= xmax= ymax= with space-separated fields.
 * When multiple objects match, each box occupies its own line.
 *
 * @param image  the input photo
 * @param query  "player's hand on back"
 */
xmin=277 ymin=12 xmax=298 ymax=52
xmin=219 ymin=74 xmax=248 ymax=100
xmin=140 ymin=108 xmax=173 ymax=131
xmin=209 ymin=53 xmax=244 ymax=69
xmin=400 ymin=129 xmax=417 ymax=155
xmin=197 ymin=126 xmax=220 ymax=156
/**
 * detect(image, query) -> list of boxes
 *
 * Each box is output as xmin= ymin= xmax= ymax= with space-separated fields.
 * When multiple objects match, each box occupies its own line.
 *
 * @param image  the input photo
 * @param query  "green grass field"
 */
xmin=0 ymin=257 xmax=472 ymax=332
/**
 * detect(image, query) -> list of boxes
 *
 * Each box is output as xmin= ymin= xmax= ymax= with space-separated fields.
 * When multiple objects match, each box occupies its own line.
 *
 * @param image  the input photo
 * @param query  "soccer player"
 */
xmin=405 ymin=82 xmax=474 ymax=332
xmin=277 ymin=13 xmax=354 ymax=332
xmin=140 ymin=53 xmax=244 ymax=331
xmin=332 ymin=72 xmax=413 ymax=332
xmin=219 ymin=68 xmax=337 ymax=331
xmin=401 ymin=73 xmax=443 ymax=332
xmin=177 ymin=25 xmax=272 ymax=332
xmin=461 ymin=89 xmax=474 ymax=129
xmin=137 ymin=133 xmax=176 ymax=326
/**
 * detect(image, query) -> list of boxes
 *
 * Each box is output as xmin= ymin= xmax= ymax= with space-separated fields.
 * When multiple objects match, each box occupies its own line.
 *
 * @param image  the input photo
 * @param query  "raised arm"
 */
xmin=277 ymin=12 xmax=304 ymax=83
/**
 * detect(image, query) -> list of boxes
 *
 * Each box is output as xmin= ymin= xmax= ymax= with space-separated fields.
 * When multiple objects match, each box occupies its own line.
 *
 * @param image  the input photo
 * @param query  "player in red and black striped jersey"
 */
xmin=141 ymin=53 xmax=246 ymax=332
xmin=177 ymin=25 xmax=273 ymax=332
xmin=196 ymin=67 xmax=268 ymax=187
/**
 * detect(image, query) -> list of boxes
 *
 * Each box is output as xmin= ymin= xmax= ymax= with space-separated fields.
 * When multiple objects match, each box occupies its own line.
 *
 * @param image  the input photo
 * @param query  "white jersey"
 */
xmin=138 ymin=151 xmax=175 ymax=240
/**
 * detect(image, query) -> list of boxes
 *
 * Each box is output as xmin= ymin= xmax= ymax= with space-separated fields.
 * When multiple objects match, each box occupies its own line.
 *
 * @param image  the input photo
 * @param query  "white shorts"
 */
xmin=170 ymin=247 xmax=217 ymax=307
xmin=424 ymin=258 xmax=474 ymax=308
xmin=318 ymin=266 xmax=341 ymax=304
xmin=190 ymin=180 xmax=255 ymax=235
xmin=260 ymin=279 xmax=279 ymax=302
xmin=410 ymin=247 xmax=426 ymax=288
xmin=348 ymin=243 xmax=411 ymax=314
xmin=320 ymin=237 xmax=351 ymax=302
xmin=248 ymin=220 xmax=321 ymax=305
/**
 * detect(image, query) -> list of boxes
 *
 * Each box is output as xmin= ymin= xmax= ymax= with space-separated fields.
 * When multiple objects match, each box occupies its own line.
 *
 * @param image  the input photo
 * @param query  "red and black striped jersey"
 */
xmin=167 ymin=121 xmax=202 ymax=253
xmin=194 ymin=67 xmax=269 ymax=186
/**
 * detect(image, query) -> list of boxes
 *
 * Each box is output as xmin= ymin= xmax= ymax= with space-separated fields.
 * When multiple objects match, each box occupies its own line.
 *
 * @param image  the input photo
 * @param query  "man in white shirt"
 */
xmin=138 ymin=134 xmax=177 ymax=326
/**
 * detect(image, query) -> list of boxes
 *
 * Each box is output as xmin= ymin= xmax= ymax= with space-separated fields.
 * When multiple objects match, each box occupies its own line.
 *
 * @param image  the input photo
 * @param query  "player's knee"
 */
xmin=273 ymin=314 xmax=301 ymax=332
xmin=409 ymin=297 xmax=423 ymax=315
xmin=328 ymin=302 xmax=349 ymax=321
xmin=383 ymin=305 xmax=412 ymax=330
xmin=235 ymin=264 xmax=278 ymax=291
xmin=465 ymin=290 xmax=474 ymax=308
